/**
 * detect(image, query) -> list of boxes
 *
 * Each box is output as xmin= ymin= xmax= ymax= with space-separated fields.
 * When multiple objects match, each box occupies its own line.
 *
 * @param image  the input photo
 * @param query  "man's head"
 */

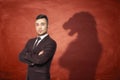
xmin=35 ymin=14 xmax=48 ymax=36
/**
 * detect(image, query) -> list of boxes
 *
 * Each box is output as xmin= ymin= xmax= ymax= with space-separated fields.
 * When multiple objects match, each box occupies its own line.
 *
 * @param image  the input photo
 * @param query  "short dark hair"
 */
xmin=36 ymin=14 xmax=48 ymax=24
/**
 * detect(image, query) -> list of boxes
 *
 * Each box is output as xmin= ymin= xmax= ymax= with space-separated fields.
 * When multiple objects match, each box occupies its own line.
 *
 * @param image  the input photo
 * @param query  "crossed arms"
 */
xmin=19 ymin=39 xmax=56 ymax=66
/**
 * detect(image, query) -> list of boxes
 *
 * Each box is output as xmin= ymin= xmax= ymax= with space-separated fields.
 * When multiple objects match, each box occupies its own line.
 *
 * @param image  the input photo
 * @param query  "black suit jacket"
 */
xmin=19 ymin=35 xmax=57 ymax=80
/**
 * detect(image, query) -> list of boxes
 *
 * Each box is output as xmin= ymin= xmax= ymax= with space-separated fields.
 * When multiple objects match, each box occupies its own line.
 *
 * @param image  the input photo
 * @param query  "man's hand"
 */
xmin=38 ymin=50 xmax=44 ymax=56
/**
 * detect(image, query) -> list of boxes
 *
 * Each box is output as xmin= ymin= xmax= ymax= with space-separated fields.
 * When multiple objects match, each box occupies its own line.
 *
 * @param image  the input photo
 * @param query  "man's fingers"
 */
xmin=38 ymin=50 xmax=44 ymax=55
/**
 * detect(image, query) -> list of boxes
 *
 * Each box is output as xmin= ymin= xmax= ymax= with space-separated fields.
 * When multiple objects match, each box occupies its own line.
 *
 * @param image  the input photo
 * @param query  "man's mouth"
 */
xmin=39 ymin=30 xmax=42 ymax=33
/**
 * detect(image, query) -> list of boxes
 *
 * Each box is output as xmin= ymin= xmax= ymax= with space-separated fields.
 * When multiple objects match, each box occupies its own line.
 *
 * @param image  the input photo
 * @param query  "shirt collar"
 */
xmin=37 ymin=33 xmax=48 ymax=40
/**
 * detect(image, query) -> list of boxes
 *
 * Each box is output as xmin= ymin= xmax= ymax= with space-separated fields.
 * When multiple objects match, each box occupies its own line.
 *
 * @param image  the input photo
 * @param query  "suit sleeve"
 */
xmin=25 ymin=40 xmax=57 ymax=65
xmin=19 ymin=40 xmax=33 ymax=65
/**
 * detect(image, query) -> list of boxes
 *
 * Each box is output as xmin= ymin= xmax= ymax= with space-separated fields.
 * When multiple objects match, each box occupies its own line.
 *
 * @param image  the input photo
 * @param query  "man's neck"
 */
xmin=37 ymin=33 xmax=48 ymax=40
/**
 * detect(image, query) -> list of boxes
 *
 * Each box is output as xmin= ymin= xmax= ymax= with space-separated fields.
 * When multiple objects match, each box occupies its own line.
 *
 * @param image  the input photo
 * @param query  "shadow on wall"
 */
xmin=59 ymin=12 xmax=102 ymax=80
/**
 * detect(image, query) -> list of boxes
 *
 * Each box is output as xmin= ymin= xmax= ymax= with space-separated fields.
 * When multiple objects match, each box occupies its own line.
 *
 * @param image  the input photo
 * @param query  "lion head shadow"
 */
xmin=59 ymin=12 xmax=102 ymax=80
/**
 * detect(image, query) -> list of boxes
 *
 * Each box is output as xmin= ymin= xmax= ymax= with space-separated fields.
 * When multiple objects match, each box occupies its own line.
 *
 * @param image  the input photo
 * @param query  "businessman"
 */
xmin=19 ymin=14 xmax=57 ymax=80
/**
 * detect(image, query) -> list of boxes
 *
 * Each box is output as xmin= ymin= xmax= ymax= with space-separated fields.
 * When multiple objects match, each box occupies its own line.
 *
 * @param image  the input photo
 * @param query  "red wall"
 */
xmin=0 ymin=0 xmax=120 ymax=80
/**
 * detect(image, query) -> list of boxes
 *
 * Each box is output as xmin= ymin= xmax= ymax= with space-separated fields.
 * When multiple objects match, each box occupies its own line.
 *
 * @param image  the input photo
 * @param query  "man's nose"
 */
xmin=38 ymin=27 xmax=41 ymax=29
xmin=37 ymin=25 xmax=42 ymax=28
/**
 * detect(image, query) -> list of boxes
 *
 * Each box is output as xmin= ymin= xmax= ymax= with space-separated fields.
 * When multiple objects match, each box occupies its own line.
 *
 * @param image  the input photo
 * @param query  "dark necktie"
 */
xmin=33 ymin=37 xmax=41 ymax=49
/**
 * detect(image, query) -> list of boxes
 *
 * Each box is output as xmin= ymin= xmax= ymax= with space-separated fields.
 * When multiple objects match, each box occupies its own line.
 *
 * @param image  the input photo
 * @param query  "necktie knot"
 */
xmin=37 ymin=37 xmax=41 ymax=41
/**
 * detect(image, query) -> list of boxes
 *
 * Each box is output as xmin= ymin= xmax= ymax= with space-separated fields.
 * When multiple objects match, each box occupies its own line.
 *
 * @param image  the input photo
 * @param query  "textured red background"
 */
xmin=0 ymin=0 xmax=120 ymax=80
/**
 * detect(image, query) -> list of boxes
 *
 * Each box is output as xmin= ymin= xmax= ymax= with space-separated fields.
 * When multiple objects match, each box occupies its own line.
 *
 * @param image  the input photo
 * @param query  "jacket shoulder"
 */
xmin=47 ymin=36 xmax=57 ymax=45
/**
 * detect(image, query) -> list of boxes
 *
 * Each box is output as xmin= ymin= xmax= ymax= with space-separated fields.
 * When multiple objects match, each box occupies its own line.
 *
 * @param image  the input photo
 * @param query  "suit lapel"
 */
xmin=37 ymin=35 xmax=49 ymax=47
xmin=30 ymin=38 xmax=37 ymax=50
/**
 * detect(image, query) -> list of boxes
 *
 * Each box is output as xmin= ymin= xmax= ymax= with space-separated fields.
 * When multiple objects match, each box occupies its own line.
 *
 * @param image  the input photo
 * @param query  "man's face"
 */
xmin=35 ymin=18 xmax=48 ymax=36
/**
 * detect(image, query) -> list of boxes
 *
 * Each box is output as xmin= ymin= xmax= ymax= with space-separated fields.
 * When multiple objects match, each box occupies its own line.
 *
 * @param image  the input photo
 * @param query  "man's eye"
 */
xmin=41 ymin=23 xmax=45 ymax=26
